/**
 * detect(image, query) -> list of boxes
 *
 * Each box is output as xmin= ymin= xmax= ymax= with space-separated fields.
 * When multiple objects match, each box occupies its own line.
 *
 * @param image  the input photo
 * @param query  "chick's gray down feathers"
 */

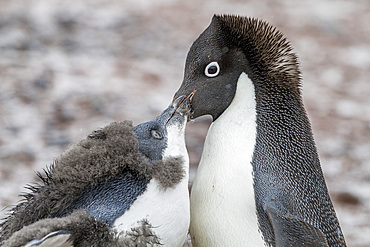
xmin=0 ymin=120 xmax=184 ymax=246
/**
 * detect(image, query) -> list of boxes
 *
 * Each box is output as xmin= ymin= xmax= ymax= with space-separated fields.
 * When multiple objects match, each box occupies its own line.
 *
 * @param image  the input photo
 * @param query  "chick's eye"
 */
xmin=205 ymin=62 xmax=220 ymax=77
xmin=151 ymin=129 xmax=162 ymax=139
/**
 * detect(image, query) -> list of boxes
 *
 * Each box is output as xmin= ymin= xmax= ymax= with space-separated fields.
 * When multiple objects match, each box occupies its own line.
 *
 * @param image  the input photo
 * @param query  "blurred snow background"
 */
xmin=0 ymin=0 xmax=369 ymax=246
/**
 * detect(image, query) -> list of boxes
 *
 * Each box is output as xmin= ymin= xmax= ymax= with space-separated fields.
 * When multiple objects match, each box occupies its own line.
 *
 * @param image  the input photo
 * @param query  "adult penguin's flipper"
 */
xmin=266 ymin=206 xmax=329 ymax=247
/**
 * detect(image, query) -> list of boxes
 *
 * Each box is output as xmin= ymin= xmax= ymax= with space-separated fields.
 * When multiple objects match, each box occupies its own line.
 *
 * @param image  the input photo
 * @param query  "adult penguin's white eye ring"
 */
xmin=204 ymin=62 xmax=220 ymax=77
xmin=151 ymin=129 xmax=163 ymax=139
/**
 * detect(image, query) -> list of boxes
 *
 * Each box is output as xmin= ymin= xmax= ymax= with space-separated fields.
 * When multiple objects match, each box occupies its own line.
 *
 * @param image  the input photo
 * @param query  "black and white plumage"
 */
xmin=174 ymin=15 xmax=346 ymax=246
xmin=0 ymin=96 xmax=191 ymax=247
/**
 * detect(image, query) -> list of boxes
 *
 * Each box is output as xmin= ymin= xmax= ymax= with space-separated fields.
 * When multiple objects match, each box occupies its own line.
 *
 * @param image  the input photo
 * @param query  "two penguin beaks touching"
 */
xmin=0 ymin=15 xmax=346 ymax=247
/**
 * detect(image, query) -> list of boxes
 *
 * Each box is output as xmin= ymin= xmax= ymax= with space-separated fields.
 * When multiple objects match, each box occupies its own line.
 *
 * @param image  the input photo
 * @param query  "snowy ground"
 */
xmin=0 ymin=0 xmax=369 ymax=246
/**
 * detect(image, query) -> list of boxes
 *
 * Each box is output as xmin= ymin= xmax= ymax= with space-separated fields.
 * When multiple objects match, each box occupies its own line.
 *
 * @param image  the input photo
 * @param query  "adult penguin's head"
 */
xmin=174 ymin=15 xmax=300 ymax=121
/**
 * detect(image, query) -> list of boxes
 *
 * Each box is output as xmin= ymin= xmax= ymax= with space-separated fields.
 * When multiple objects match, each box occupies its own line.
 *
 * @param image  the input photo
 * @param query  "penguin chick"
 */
xmin=174 ymin=15 xmax=346 ymax=247
xmin=0 ymin=96 xmax=191 ymax=247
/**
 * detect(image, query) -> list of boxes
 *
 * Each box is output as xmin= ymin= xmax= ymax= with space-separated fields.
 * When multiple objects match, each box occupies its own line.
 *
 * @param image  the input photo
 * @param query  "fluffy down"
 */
xmin=0 ymin=121 xmax=184 ymax=244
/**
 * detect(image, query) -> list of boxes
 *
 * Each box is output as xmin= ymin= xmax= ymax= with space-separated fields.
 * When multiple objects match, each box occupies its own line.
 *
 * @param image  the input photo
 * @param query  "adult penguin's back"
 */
xmin=174 ymin=15 xmax=346 ymax=246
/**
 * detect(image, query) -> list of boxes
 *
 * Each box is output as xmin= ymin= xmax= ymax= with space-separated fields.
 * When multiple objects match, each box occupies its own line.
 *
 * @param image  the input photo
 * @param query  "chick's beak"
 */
xmin=172 ymin=90 xmax=196 ymax=120
xmin=168 ymin=95 xmax=192 ymax=123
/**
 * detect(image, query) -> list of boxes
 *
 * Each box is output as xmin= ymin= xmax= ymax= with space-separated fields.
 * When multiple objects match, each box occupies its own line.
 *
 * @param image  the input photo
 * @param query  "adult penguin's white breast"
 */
xmin=190 ymin=72 xmax=265 ymax=246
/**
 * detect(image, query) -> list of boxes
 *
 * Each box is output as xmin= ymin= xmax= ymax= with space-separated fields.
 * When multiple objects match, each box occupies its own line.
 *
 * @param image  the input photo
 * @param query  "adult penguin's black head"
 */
xmin=174 ymin=14 xmax=301 ymax=121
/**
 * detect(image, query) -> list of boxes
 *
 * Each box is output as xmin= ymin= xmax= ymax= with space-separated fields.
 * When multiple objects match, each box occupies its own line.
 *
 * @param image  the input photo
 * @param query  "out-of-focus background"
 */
xmin=0 ymin=0 xmax=369 ymax=245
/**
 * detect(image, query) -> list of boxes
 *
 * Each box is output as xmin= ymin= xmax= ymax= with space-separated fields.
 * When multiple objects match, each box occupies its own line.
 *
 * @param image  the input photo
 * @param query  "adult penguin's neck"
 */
xmin=205 ymin=72 xmax=257 ymax=158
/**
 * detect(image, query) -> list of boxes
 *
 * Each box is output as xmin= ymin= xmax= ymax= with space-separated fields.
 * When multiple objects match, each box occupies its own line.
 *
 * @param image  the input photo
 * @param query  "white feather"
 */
xmin=190 ymin=72 xmax=265 ymax=246
xmin=113 ymin=120 xmax=190 ymax=247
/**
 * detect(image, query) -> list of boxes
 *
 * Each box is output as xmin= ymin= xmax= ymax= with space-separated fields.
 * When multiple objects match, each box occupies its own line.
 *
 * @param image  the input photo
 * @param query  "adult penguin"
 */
xmin=0 ymin=96 xmax=191 ymax=247
xmin=174 ymin=15 xmax=346 ymax=247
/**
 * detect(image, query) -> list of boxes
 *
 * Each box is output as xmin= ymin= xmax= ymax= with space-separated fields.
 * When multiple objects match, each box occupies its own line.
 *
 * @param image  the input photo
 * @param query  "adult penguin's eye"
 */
xmin=204 ymin=62 xmax=220 ymax=77
xmin=151 ymin=129 xmax=162 ymax=139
